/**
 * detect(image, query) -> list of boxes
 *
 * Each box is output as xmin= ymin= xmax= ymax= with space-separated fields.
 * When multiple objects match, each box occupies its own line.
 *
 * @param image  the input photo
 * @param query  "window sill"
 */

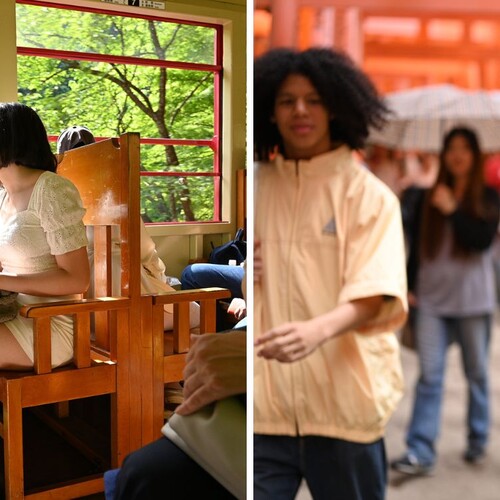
xmin=145 ymin=221 xmax=233 ymax=237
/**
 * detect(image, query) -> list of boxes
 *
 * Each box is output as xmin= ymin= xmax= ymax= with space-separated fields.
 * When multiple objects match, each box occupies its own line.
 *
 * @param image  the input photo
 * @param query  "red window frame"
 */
xmin=16 ymin=0 xmax=224 ymax=223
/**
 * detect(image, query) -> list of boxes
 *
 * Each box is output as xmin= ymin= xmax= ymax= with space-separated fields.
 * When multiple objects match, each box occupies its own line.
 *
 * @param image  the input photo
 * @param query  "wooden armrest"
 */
xmin=20 ymin=297 xmax=131 ymax=318
xmin=152 ymin=287 xmax=231 ymax=306
xmin=20 ymin=297 xmax=131 ymax=373
xmin=152 ymin=287 xmax=231 ymax=335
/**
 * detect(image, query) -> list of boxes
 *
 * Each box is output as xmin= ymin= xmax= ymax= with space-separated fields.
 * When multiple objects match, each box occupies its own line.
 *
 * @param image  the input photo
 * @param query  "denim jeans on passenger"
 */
xmin=406 ymin=309 xmax=491 ymax=465
xmin=181 ymin=263 xmax=245 ymax=299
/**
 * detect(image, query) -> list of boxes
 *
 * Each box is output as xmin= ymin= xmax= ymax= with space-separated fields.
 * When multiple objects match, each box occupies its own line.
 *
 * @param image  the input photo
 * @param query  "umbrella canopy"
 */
xmin=368 ymin=84 xmax=500 ymax=153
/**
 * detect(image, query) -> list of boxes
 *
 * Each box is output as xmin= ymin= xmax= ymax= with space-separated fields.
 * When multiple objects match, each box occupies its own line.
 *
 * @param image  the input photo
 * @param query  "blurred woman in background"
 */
xmin=392 ymin=126 xmax=500 ymax=475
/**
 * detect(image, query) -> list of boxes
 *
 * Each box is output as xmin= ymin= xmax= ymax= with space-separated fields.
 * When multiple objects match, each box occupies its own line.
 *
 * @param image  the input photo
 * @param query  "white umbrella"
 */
xmin=368 ymin=84 xmax=500 ymax=153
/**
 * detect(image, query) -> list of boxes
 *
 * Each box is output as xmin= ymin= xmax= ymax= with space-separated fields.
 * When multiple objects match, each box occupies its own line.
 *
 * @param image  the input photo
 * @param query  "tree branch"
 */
xmin=169 ymin=73 xmax=211 ymax=127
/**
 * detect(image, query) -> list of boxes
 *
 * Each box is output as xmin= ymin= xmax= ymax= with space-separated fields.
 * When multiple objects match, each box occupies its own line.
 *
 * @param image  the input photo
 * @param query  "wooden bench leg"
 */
xmin=199 ymin=300 xmax=217 ymax=333
xmin=4 ymin=381 xmax=24 ymax=499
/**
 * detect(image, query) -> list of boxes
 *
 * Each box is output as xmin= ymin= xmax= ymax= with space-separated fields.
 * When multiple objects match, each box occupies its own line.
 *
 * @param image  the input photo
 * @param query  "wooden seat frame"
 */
xmin=0 ymin=130 xmax=235 ymax=494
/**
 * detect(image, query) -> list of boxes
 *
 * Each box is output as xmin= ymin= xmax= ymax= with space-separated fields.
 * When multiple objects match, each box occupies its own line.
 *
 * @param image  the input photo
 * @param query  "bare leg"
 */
xmin=163 ymin=301 xmax=200 ymax=331
xmin=0 ymin=325 xmax=33 ymax=369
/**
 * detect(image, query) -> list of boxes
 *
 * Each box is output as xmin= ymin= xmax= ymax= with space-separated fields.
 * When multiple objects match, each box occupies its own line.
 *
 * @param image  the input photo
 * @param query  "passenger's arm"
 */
xmin=0 ymin=246 xmax=90 ymax=296
xmin=255 ymin=295 xmax=384 ymax=363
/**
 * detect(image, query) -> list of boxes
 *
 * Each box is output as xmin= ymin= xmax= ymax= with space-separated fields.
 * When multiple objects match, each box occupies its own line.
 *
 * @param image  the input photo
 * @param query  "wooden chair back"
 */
xmin=58 ymin=134 xmax=142 ymax=355
xmin=236 ymin=168 xmax=247 ymax=236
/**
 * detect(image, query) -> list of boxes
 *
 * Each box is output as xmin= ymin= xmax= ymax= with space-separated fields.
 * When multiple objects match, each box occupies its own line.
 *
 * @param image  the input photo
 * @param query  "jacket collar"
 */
xmin=273 ymin=145 xmax=354 ymax=177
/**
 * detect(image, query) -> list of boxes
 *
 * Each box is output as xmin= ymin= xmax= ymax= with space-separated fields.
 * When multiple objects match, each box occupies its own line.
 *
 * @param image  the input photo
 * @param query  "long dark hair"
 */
xmin=0 ymin=102 xmax=57 ymax=172
xmin=254 ymin=47 xmax=388 ymax=161
xmin=420 ymin=126 xmax=485 ymax=259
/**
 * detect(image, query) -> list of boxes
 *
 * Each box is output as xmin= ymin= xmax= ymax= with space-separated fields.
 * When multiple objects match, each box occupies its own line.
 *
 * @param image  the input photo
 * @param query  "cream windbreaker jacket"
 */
xmin=254 ymin=146 xmax=408 ymax=443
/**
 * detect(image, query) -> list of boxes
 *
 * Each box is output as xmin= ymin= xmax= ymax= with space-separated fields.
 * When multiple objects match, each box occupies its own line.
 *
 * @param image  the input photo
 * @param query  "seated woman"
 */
xmin=0 ymin=103 xmax=90 ymax=369
xmin=57 ymin=126 xmax=200 ymax=331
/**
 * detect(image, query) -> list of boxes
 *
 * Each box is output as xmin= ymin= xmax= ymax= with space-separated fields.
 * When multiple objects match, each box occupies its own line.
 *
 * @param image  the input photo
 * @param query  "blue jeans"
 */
xmin=406 ymin=310 xmax=491 ymax=465
xmin=254 ymin=434 xmax=386 ymax=500
xmin=181 ymin=263 xmax=245 ymax=298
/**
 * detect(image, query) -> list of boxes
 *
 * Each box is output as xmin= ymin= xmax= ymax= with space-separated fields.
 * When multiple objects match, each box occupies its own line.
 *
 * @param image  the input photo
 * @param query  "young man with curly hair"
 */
xmin=253 ymin=47 xmax=408 ymax=499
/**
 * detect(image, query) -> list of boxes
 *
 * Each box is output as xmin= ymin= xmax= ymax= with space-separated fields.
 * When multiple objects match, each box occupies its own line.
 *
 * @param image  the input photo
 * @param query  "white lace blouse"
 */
xmin=0 ymin=170 xmax=88 ymax=367
xmin=0 ymin=171 xmax=88 ymax=275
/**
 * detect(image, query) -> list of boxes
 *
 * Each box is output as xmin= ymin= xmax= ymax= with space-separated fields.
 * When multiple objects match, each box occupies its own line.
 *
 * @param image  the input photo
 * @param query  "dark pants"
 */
xmin=114 ymin=437 xmax=235 ymax=499
xmin=254 ymin=434 xmax=386 ymax=500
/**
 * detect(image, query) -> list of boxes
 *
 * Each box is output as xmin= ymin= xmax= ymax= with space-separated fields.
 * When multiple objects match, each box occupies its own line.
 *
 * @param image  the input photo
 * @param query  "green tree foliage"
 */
xmin=16 ymin=4 xmax=219 ymax=222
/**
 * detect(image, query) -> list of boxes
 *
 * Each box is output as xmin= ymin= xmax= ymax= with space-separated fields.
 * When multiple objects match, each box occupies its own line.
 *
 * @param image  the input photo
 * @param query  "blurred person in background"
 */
xmin=364 ymin=144 xmax=405 ymax=197
xmin=399 ymin=152 xmax=439 ymax=192
xmin=392 ymin=126 xmax=500 ymax=475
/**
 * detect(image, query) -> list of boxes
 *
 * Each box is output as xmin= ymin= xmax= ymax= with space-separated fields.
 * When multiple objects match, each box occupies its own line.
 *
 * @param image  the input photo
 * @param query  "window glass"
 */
xmin=16 ymin=1 xmax=222 ymax=223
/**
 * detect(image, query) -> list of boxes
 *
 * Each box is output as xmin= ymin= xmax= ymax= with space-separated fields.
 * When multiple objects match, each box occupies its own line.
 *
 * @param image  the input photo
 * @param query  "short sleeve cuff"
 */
xmin=338 ymin=280 xmax=408 ymax=334
xmin=46 ymin=221 xmax=89 ymax=255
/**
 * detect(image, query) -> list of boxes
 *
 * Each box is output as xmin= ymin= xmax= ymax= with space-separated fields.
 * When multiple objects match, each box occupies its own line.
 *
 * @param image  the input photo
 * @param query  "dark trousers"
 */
xmin=115 ymin=437 xmax=235 ymax=499
xmin=254 ymin=434 xmax=386 ymax=500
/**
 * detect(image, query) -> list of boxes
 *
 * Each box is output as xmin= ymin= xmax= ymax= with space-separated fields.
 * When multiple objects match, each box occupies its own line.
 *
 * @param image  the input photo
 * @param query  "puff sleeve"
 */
xmin=35 ymin=173 xmax=88 ymax=255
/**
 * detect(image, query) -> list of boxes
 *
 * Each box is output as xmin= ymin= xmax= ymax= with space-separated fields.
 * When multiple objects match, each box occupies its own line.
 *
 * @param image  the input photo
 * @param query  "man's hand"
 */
xmin=255 ymin=296 xmax=384 ymax=363
xmin=176 ymin=330 xmax=246 ymax=416
xmin=255 ymin=320 xmax=326 ymax=362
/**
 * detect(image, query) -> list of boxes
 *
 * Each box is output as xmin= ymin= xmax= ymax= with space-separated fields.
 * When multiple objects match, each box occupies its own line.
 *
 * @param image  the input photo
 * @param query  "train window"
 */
xmin=16 ymin=0 xmax=223 ymax=224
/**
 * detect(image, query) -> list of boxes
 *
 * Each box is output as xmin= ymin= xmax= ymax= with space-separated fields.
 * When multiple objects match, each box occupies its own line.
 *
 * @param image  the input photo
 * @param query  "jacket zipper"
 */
xmin=287 ymin=159 xmax=301 ymax=320
xmin=289 ymin=159 xmax=301 ymax=431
